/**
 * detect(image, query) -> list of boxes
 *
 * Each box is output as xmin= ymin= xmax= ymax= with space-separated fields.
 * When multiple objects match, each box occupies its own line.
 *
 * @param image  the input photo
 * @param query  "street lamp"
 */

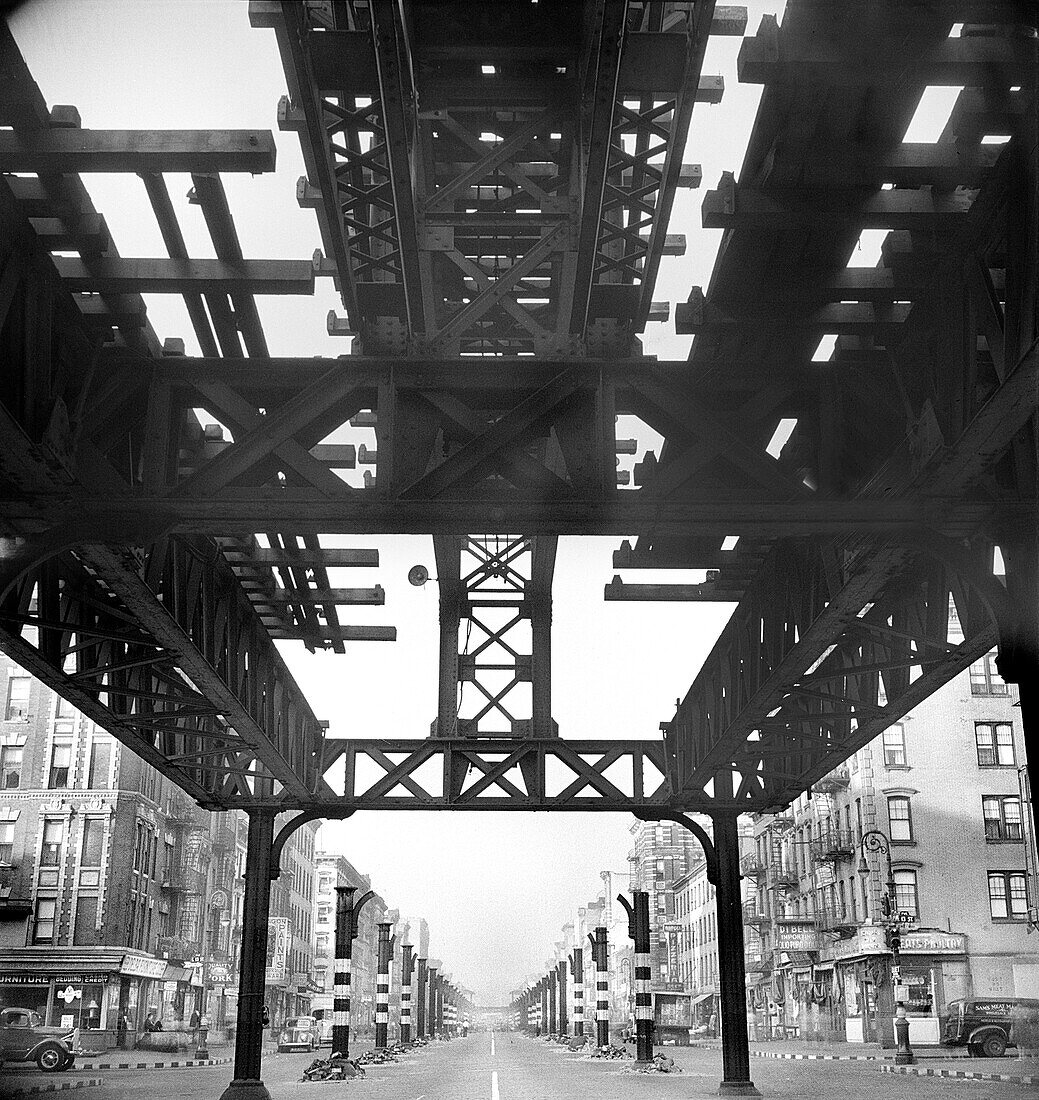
xmin=857 ymin=829 xmax=914 ymax=1065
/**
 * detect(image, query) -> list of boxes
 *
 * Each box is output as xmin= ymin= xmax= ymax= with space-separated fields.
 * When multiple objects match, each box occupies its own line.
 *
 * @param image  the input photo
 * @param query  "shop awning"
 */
xmin=691 ymin=992 xmax=716 ymax=1006
xmin=162 ymin=966 xmax=193 ymax=983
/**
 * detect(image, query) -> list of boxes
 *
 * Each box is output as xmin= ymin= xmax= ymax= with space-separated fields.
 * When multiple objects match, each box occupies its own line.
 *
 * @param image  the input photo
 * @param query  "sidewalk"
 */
xmin=680 ymin=1037 xmax=1039 ymax=1085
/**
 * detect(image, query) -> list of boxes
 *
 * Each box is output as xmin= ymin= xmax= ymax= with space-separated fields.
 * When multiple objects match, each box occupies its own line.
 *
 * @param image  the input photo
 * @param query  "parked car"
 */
xmin=940 ymin=998 xmax=1039 ymax=1057
xmin=316 ymin=1017 xmax=335 ymax=1045
xmin=0 ymin=1006 xmax=76 ymax=1071
xmin=278 ymin=1015 xmax=319 ymax=1052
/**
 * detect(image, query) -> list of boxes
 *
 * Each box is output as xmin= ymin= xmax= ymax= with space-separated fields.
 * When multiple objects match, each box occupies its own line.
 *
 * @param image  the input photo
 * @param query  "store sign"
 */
xmin=121 ymin=955 xmax=167 ymax=978
xmin=899 ymin=931 xmax=966 ymax=955
xmin=775 ymin=924 xmax=818 ymax=952
xmin=209 ymin=964 xmax=231 ymax=984
xmin=0 ymin=974 xmax=89 ymax=984
xmin=831 ymin=923 xmax=889 ymax=960
xmin=265 ymin=917 xmax=291 ymax=984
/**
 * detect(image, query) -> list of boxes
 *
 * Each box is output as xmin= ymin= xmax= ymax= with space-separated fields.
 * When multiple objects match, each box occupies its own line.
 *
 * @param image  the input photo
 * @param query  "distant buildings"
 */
xmin=0 ymin=653 xmax=442 ymax=1048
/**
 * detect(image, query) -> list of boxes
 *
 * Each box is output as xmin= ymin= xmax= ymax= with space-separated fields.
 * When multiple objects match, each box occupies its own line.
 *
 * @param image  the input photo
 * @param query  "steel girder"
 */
xmin=254 ymin=0 xmax=739 ymax=356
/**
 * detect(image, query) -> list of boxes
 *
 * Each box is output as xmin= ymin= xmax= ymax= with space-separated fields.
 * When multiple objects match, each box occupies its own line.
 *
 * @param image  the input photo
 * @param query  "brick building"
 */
xmin=0 ymin=652 xmax=250 ymax=1048
xmin=740 ymin=646 xmax=1037 ymax=1046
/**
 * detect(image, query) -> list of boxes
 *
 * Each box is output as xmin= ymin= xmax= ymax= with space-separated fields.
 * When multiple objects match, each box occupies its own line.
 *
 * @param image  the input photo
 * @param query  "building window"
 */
xmin=48 ymin=742 xmax=72 ymax=787
xmin=317 ymin=903 xmax=331 ymax=924
xmin=893 ymin=870 xmax=919 ymax=918
xmin=982 ymin=796 xmax=1023 ymax=842
xmin=988 ymin=871 xmax=1028 ymax=920
xmin=4 ymin=676 xmax=31 ymax=720
xmin=882 ymin=724 xmax=907 ymax=766
xmin=33 ymin=898 xmax=57 ymax=943
xmin=887 ymin=796 xmax=913 ymax=842
xmin=0 ymin=744 xmax=23 ymax=789
xmin=40 ymin=819 xmax=63 ymax=866
xmin=0 ymin=821 xmax=13 ymax=864
xmin=55 ymin=695 xmax=77 ymax=718
xmin=975 ymin=722 xmax=1015 ymax=767
xmin=88 ymin=741 xmax=111 ymax=788
xmin=80 ymin=818 xmax=105 ymax=865
xmin=969 ymin=652 xmax=1008 ymax=696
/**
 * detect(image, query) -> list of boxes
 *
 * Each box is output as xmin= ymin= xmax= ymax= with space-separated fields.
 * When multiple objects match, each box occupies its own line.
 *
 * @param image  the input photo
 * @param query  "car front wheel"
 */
xmin=36 ymin=1044 xmax=67 ymax=1072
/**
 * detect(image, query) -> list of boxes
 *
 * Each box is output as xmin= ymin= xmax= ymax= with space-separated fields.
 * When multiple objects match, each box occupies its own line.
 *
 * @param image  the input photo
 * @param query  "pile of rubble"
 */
xmin=301 ymin=1054 xmax=365 ymax=1082
xmin=590 ymin=1044 xmax=633 ymax=1060
xmin=355 ymin=1045 xmax=407 ymax=1066
xmin=631 ymin=1053 xmax=681 ymax=1073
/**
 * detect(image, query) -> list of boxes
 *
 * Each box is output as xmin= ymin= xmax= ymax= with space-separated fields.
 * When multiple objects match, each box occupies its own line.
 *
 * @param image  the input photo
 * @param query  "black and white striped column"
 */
xmin=400 ymin=943 xmax=414 ymax=1044
xmin=632 ymin=890 xmax=653 ymax=1066
xmin=375 ymin=921 xmax=394 ymax=1049
xmin=589 ymin=926 xmax=609 ymax=1048
xmin=332 ymin=885 xmax=358 ymax=1057
xmin=570 ymin=947 xmax=584 ymax=1036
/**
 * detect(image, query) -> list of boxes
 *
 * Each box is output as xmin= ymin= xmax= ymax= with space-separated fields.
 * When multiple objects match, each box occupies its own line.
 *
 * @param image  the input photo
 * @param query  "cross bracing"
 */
xmin=0 ymin=1 xmax=1035 ymax=820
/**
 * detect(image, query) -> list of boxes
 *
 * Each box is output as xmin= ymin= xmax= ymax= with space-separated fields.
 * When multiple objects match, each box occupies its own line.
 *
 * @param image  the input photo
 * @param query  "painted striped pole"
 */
xmin=375 ymin=921 xmax=395 ymax=1049
xmin=416 ymin=958 xmax=427 ymax=1038
xmin=588 ymin=926 xmax=609 ymax=1049
xmin=540 ymin=976 xmax=548 ymax=1037
xmin=400 ymin=943 xmax=414 ymax=1044
xmin=570 ymin=947 xmax=584 ymax=1036
xmin=618 ymin=890 xmax=654 ymax=1066
xmin=557 ymin=959 xmax=568 ymax=1036
xmin=548 ymin=967 xmax=557 ymax=1034
xmin=427 ymin=965 xmax=439 ymax=1039
xmin=332 ymin=884 xmax=374 ymax=1058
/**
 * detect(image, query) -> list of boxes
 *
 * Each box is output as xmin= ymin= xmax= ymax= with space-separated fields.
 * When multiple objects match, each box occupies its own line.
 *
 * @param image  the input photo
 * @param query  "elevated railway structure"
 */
xmin=0 ymin=2 xmax=1035 ymax=1096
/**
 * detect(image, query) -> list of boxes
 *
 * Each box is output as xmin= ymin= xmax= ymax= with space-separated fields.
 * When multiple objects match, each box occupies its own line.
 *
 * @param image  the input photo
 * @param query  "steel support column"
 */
xmin=220 ymin=810 xmax=275 ymax=1100
xmin=400 ymin=943 xmax=414 ymax=1044
xmin=570 ymin=947 xmax=584 ymax=1036
xmin=416 ymin=957 xmax=427 ymax=1038
xmin=549 ymin=967 xmax=557 ymax=1034
xmin=375 ymin=922 xmax=394 ymax=1048
xmin=618 ymin=890 xmax=653 ymax=1065
xmin=331 ymin=884 xmax=373 ymax=1057
xmin=557 ymin=959 xmax=568 ymax=1037
xmin=589 ymin=925 xmax=609 ymax=1048
xmin=427 ymin=965 xmax=439 ymax=1038
xmin=713 ymin=813 xmax=760 ymax=1096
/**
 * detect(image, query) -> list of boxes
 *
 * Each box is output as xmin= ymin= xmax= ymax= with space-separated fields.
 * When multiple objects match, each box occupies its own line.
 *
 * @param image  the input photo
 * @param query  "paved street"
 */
xmin=4 ymin=1033 xmax=1036 ymax=1100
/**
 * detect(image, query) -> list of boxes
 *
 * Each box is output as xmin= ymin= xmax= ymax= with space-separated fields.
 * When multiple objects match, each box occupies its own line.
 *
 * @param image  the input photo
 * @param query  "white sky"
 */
xmin=9 ymin=0 xmax=810 ymax=1003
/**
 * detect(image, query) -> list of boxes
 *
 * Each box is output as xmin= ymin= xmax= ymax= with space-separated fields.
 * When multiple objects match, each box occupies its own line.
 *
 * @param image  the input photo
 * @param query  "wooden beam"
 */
xmin=253 ymin=586 xmax=385 ymax=605
xmin=52 ymin=256 xmax=317 ymax=295
xmin=604 ymin=577 xmax=743 ymax=601
xmin=224 ymin=547 xmax=379 ymax=568
xmin=0 ymin=129 xmax=277 ymax=173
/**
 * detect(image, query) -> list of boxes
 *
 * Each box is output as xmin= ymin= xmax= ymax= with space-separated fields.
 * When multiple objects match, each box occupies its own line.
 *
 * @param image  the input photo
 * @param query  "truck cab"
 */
xmin=940 ymin=998 xmax=1039 ymax=1058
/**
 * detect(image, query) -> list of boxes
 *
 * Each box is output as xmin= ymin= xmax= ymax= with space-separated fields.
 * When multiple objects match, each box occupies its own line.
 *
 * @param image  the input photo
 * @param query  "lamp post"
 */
xmin=858 ymin=830 xmax=914 ymax=1065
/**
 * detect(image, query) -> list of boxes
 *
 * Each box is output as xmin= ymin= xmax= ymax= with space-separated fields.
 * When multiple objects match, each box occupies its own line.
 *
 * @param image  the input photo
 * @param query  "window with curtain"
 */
xmin=975 ymin=722 xmax=1015 ymax=766
xmin=988 ymin=872 xmax=1028 ymax=920
xmin=882 ymin=724 xmax=907 ymax=765
xmin=893 ymin=869 xmax=919 ymax=917
xmin=48 ymin=741 xmax=72 ymax=787
xmin=982 ymin=796 xmax=1023 ymax=842
xmin=969 ymin=651 xmax=1008 ymax=695
xmin=0 ymin=745 xmax=22 ymax=789
xmin=5 ymin=676 xmax=30 ymax=720
xmin=40 ymin=819 xmax=63 ymax=865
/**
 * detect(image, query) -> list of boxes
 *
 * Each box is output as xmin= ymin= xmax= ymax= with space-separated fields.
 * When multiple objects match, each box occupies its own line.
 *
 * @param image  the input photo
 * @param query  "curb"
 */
xmin=751 ymin=1050 xmax=882 ymax=1063
xmin=73 ymin=1056 xmax=230 ymax=1071
xmin=3 ymin=1079 xmax=104 ymax=1097
xmin=880 ymin=1064 xmax=1039 ymax=1086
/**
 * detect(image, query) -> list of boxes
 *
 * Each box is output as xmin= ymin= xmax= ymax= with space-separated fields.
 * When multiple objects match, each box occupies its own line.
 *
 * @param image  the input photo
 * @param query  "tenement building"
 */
xmin=0 ymin=651 xmax=252 ymax=1048
xmin=742 ymin=646 xmax=1037 ymax=1046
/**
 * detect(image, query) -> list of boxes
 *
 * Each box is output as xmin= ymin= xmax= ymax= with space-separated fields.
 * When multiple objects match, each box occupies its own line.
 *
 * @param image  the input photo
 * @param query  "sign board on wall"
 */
xmin=775 ymin=924 xmax=818 ymax=952
xmin=265 ymin=917 xmax=291 ymax=984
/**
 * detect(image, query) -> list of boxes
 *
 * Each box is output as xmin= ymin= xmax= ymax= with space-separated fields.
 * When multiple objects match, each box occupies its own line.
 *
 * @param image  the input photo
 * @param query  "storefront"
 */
xmin=896 ymin=930 xmax=968 ymax=1045
xmin=0 ymin=949 xmax=184 ymax=1049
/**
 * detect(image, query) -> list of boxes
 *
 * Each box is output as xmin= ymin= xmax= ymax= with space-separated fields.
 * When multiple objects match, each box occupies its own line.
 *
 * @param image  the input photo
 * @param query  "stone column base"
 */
xmin=719 ymin=1079 xmax=762 ymax=1096
xmin=219 ymin=1079 xmax=272 ymax=1100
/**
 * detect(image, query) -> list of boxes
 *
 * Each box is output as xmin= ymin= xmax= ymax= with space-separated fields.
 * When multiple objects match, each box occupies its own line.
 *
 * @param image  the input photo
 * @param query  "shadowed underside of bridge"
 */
xmin=0 ymin=0 xmax=1035 ymax=822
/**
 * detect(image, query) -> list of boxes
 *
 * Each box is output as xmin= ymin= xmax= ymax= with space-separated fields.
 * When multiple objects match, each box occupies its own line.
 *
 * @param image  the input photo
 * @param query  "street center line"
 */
xmin=490 ymin=1033 xmax=495 ymax=1057
xmin=491 ymin=1070 xmax=500 ymax=1100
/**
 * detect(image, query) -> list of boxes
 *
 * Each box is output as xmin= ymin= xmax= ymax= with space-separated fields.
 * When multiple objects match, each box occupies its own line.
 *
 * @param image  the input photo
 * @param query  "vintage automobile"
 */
xmin=0 ymin=1006 xmax=77 ymax=1071
xmin=940 ymin=997 xmax=1039 ymax=1057
xmin=277 ymin=1015 xmax=320 ymax=1053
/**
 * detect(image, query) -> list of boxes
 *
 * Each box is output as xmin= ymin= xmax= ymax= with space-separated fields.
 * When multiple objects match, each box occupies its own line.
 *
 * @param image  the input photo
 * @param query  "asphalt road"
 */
xmin=3 ymin=1033 xmax=1034 ymax=1100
